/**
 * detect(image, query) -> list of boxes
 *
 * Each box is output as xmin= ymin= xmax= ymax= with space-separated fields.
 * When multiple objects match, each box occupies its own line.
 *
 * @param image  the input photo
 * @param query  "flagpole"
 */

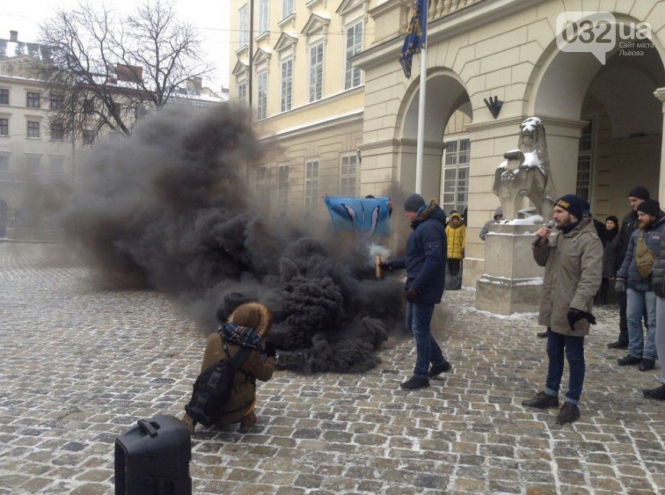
xmin=415 ymin=2 xmax=427 ymax=195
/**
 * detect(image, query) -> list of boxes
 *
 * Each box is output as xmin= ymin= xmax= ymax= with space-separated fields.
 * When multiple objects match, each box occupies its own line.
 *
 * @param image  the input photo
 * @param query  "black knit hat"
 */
xmin=554 ymin=194 xmax=585 ymax=220
xmin=606 ymin=215 xmax=619 ymax=225
xmin=628 ymin=186 xmax=650 ymax=200
xmin=636 ymin=199 xmax=660 ymax=218
xmin=403 ymin=193 xmax=426 ymax=212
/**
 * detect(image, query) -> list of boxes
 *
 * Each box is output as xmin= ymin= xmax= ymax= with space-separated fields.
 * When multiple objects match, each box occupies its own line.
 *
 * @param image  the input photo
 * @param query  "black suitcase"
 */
xmin=115 ymin=415 xmax=191 ymax=495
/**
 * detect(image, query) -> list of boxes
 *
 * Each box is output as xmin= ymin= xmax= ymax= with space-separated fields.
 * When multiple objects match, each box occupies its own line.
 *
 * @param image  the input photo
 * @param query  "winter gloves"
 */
xmin=406 ymin=287 xmax=419 ymax=303
xmin=567 ymin=308 xmax=597 ymax=331
xmin=378 ymin=262 xmax=393 ymax=272
xmin=264 ymin=341 xmax=276 ymax=358
xmin=615 ymin=280 xmax=627 ymax=293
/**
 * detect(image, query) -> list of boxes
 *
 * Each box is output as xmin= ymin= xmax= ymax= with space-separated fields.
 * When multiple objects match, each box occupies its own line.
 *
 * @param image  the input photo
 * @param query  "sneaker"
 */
xmin=638 ymin=358 xmax=655 ymax=371
xmin=607 ymin=340 xmax=628 ymax=349
xmin=238 ymin=412 xmax=257 ymax=433
xmin=536 ymin=331 xmax=548 ymax=339
xmin=428 ymin=362 xmax=452 ymax=378
xmin=400 ymin=376 xmax=430 ymax=390
xmin=522 ymin=391 xmax=559 ymax=409
xmin=643 ymin=384 xmax=665 ymax=400
xmin=617 ymin=354 xmax=642 ymax=366
xmin=555 ymin=403 xmax=580 ymax=425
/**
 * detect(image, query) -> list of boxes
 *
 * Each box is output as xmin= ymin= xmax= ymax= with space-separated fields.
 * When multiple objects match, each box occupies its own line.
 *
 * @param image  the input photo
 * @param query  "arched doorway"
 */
xmin=397 ymin=69 xmax=472 ymax=206
xmin=528 ymin=16 xmax=665 ymax=218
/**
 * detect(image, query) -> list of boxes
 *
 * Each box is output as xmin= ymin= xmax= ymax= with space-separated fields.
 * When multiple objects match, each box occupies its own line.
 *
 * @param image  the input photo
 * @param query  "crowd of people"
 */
xmin=181 ymin=188 xmax=663 ymax=434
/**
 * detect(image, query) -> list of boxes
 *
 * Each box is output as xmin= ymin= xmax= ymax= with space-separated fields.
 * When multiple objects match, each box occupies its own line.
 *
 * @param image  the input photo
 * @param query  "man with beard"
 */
xmin=380 ymin=194 xmax=451 ymax=390
xmin=522 ymin=195 xmax=602 ymax=425
xmin=609 ymin=187 xmax=650 ymax=349
xmin=615 ymin=199 xmax=664 ymax=371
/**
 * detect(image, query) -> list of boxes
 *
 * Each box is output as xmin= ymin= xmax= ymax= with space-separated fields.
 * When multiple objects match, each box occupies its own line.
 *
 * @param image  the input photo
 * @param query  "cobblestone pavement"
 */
xmin=0 ymin=243 xmax=663 ymax=494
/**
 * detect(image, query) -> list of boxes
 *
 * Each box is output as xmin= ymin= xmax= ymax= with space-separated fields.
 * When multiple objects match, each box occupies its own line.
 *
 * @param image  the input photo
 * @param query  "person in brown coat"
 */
xmin=522 ymin=195 xmax=603 ymax=425
xmin=183 ymin=303 xmax=276 ymax=434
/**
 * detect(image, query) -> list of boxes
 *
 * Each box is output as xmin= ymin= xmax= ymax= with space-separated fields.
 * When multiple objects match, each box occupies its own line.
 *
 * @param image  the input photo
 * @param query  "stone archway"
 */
xmin=526 ymin=15 xmax=665 ymax=213
xmin=396 ymin=69 xmax=472 ymax=203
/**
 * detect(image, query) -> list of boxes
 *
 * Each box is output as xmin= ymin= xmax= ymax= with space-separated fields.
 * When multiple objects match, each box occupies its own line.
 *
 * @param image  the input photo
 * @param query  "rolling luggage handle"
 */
xmin=137 ymin=419 xmax=159 ymax=438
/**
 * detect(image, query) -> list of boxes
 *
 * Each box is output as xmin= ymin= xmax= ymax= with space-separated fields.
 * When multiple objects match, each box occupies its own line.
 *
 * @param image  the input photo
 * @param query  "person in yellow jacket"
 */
xmin=446 ymin=212 xmax=466 ymax=278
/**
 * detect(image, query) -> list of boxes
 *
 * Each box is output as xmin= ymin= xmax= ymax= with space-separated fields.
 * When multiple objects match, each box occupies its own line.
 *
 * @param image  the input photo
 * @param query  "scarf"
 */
xmin=219 ymin=322 xmax=266 ymax=352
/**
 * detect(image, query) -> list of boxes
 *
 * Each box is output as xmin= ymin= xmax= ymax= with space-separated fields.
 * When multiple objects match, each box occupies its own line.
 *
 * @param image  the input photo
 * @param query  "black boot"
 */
xmin=617 ymin=354 xmax=642 ymax=366
xmin=643 ymin=384 xmax=665 ymax=400
xmin=428 ymin=362 xmax=452 ymax=378
xmin=555 ymin=403 xmax=580 ymax=425
xmin=522 ymin=391 xmax=559 ymax=409
xmin=638 ymin=358 xmax=655 ymax=371
xmin=400 ymin=376 xmax=429 ymax=390
xmin=607 ymin=340 xmax=628 ymax=349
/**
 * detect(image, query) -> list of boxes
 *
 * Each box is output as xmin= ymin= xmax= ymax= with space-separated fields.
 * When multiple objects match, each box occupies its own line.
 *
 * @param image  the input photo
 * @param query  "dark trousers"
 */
xmin=406 ymin=302 xmax=449 ymax=379
xmin=544 ymin=329 xmax=585 ymax=404
xmin=618 ymin=290 xmax=629 ymax=344
xmin=599 ymin=278 xmax=610 ymax=305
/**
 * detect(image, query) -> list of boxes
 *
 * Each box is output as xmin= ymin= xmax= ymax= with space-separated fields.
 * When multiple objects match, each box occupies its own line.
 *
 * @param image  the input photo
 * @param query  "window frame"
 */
xmin=0 ymin=88 xmax=9 ymax=105
xmin=26 ymin=92 xmax=41 ymax=108
xmin=340 ymin=153 xmax=359 ymax=197
xmin=257 ymin=70 xmax=268 ymax=120
xmin=441 ymin=136 xmax=471 ymax=214
xmin=308 ymin=41 xmax=324 ymax=103
xmin=27 ymin=121 xmax=40 ymax=139
xmin=282 ymin=0 xmax=294 ymax=19
xmin=258 ymin=0 xmax=269 ymax=35
xmin=305 ymin=160 xmax=320 ymax=210
xmin=50 ymin=123 xmax=64 ymax=141
xmin=25 ymin=154 xmax=41 ymax=173
xmin=280 ymin=57 xmax=293 ymax=113
xmin=0 ymin=118 xmax=8 ymax=136
xmin=82 ymin=129 xmax=95 ymax=145
xmin=238 ymin=81 xmax=247 ymax=106
xmin=344 ymin=20 xmax=364 ymax=90
xmin=49 ymin=156 xmax=64 ymax=175
xmin=0 ymin=154 xmax=9 ymax=172
xmin=278 ymin=163 xmax=289 ymax=209
xmin=576 ymin=119 xmax=595 ymax=202
xmin=238 ymin=4 xmax=249 ymax=48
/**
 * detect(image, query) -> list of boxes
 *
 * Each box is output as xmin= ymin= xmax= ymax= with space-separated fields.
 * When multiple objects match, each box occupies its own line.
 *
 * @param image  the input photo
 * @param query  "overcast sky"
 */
xmin=0 ymin=0 xmax=231 ymax=90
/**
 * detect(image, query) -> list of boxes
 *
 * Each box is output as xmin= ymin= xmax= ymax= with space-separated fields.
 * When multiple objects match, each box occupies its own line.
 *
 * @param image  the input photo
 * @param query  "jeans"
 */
xmin=626 ymin=288 xmax=657 ymax=360
xmin=544 ymin=329 xmax=586 ymax=404
xmin=618 ymin=289 xmax=629 ymax=342
xmin=406 ymin=302 xmax=448 ymax=379
xmin=655 ymin=297 xmax=665 ymax=385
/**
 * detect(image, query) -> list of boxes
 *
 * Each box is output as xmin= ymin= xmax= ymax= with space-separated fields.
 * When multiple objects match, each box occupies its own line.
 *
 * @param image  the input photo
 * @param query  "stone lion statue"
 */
xmin=492 ymin=117 xmax=557 ymax=220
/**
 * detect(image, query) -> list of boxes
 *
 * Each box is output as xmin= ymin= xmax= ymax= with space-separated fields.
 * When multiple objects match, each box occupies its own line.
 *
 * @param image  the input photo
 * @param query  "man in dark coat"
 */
xmin=609 ymin=186 xmax=650 ymax=349
xmin=380 ymin=194 xmax=451 ymax=390
xmin=646 ymin=218 xmax=665 ymax=400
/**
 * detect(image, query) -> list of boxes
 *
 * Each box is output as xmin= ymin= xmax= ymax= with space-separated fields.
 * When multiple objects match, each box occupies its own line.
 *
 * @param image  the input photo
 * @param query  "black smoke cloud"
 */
xmin=58 ymin=104 xmax=405 ymax=373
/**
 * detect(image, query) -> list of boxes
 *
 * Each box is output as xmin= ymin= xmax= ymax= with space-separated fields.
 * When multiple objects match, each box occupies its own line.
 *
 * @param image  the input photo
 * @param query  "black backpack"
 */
xmin=185 ymin=344 xmax=252 ymax=427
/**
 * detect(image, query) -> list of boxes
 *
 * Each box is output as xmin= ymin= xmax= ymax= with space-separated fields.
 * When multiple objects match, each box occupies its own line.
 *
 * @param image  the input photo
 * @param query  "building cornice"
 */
xmin=259 ymin=110 xmax=363 ymax=141
xmin=353 ymin=0 xmax=549 ymax=72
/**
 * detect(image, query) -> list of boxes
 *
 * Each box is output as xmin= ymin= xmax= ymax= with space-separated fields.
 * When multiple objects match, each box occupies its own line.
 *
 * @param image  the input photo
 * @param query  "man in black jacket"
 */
xmin=609 ymin=186 xmax=650 ymax=349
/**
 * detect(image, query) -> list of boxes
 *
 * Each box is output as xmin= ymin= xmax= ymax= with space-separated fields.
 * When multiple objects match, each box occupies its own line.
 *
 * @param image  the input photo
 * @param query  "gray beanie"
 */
xmin=404 ymin=193 xmax=426 ymax=212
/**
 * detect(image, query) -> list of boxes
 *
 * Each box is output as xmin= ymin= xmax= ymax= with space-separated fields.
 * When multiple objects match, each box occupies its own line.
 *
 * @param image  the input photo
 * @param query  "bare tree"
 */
xmin=36 ymin=0 xmax=211 ymax=141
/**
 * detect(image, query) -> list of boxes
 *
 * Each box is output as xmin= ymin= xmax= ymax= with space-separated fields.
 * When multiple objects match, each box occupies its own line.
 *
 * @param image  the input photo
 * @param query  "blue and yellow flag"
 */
xmin=399 ymin=0 xmax=428 ymax=79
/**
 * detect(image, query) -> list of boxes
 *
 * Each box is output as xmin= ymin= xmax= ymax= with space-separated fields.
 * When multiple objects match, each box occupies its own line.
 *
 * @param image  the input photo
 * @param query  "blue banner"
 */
xmin=399 ymin=0 xmax=428 ymax=79
xmin=324 ymin=196 xmax=391 ymax=237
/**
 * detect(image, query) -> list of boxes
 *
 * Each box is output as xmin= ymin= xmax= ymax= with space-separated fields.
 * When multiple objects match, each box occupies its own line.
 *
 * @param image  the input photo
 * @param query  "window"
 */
xmin=576 ymin=120 xmax=593 ymax=201
xmin=0 ymin=154 xmax=8 ymax=172
xmin=50 ymin=124 xmax=64 ymax=141
xmin=0 ymin=118 xmax=7 ymax=136
xmin=50 ymin=157 xmax=64 ymax=175
xmin=345 ymin=21 xmax=363 ymax=90
xmin=26 ymin=155 xmax=40 ymax=173
xmin=256 ymin=165 xmax=267 ymax=196
xmin=27 ymin=121 xmax=40 ymax=138
xmin=442 ymin=138 xmax=470 ymax=214
xmin=257 ymin=71 xmax=268 ymax=120
xmin=83 ymin=99 xmax=95 ymax=114
xmin=340 ymin=154 xmax=358 ymax=196
xmin=83 ymin=129 xmax=94 ymax=145
xmin=0 ymin=89 xmax=8 ymax=105
xmin=238 ymin=82 xmax=247 ymax=106
xmin=27 ymin=92 xmax=40 ymax=108
xmin=239 ymin=4 xmax=249 ymax=48
xmin=309 ymin=42 xmax=324 ymax=102
xmin=305 ymin=160 xmax=319 ymax=210
xmin=280 ymin=58 xmax=293 ymax=112
xmin=283 ymin=0 xmax=294 ymax=19
xmin=278 ymin=164 xmax=289 ymax=208
xmin=50 ymin=94 xmax=63 ymax=110
xmin=258 ymin=0 xmax=269 ymax=34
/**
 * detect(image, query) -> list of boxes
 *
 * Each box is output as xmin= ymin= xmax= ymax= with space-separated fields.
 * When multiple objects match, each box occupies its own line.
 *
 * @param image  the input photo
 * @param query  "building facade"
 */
xmin=232 ymin=0 xmax=665 ymax=287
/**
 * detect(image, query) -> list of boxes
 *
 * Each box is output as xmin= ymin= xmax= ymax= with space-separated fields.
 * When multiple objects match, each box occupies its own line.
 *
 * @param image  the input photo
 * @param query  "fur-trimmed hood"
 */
xmin=412 ymin=199 xmax=446 ymax=230
xmin=229 ymin=302 xmax=273 ymax=338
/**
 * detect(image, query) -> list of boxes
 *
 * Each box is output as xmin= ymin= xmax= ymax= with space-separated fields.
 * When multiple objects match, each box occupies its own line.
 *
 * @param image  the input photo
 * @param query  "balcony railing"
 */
xmin=427 ymin=0 xmax=484 ymax=21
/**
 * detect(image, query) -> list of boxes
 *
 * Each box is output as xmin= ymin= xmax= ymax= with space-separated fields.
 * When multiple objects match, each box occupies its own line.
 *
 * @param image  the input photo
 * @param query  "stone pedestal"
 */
xmin=475 ymin=224 xmax=545 ymax=315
